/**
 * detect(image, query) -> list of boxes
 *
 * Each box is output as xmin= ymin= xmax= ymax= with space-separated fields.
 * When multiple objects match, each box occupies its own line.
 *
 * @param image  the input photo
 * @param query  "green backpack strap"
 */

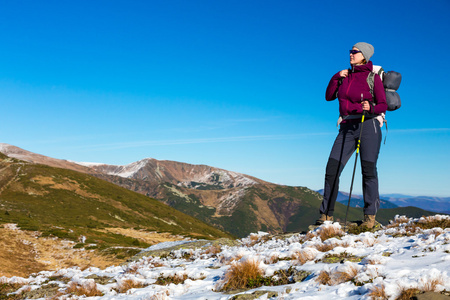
xmin=367 ymin=67 xmax=384 ymax=99
xmin=367 ymin=72 xmax=375 ymax=98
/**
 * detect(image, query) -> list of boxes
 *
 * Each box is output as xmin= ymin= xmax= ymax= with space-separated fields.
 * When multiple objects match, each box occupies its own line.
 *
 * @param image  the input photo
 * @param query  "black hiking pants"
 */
xmin=320 ymin=118 xmax=382 ymax=217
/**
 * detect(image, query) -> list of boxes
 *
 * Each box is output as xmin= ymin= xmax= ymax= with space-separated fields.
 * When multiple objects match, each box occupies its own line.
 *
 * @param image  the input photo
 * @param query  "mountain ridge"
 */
xmin=0 ymin=149 xmax=233 ymax=276
xmin=317 ymin=188 xmax=450 ymax=214
xmin=0 ymin=143 xmax=441 ymax=237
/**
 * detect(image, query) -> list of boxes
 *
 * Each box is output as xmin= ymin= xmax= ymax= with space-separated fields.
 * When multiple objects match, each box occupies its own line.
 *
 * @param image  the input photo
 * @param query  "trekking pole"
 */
xmin=344 ymin=95 xmax=366 ymax=232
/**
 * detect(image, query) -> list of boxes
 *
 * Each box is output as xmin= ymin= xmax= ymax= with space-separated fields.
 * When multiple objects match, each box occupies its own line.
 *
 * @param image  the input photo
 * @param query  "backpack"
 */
xmin=367 ymin=65 xmax=402 ymax=111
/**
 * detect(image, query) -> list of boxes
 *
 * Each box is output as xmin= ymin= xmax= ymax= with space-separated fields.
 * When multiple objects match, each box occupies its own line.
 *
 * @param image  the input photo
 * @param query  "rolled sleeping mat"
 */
xmin=386 ymin=90 xmax=401 ymax=111
xmin=384 ymin=71 xmax=402 ymax=91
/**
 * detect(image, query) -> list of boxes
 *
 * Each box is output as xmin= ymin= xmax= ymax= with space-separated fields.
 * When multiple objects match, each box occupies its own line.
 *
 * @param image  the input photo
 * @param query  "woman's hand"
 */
xmin=339 ymin=69 xmax=349 ymax=78
xmin=362 ymin=100 xmax=371 ymax=111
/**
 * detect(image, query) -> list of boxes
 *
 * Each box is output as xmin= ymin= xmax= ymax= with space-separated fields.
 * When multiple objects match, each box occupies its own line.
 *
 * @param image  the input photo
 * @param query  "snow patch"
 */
xmin=2 ymin=215 xmax=450 ymax=299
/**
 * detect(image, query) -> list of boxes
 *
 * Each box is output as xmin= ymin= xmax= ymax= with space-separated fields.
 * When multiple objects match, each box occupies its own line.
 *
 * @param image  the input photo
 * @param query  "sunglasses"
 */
xmin=349 ymin=50 xmax=362 ymax=54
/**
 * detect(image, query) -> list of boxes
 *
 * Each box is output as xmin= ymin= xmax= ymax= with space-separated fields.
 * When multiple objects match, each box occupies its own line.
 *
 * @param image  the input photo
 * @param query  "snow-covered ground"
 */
xmin=2 ymin=215 xmax=450 ymax=300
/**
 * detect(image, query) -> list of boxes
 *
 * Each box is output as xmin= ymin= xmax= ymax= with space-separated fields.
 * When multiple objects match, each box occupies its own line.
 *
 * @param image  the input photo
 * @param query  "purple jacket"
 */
xmin=325 ymin=61 xmax=387 ymax=117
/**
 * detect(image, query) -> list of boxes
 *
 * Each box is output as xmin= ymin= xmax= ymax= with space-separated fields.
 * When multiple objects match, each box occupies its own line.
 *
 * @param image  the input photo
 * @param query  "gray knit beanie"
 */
xmin=353 ymin=42 xmax=374 ymax=62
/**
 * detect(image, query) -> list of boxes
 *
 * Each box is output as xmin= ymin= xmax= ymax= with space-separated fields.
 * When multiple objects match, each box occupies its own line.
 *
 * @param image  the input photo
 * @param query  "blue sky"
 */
xmin=1 ymin=0 xmax=449 ymax=197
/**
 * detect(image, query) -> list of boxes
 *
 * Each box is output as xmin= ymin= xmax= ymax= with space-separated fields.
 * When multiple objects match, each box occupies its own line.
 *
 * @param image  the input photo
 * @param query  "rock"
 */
xmin=292 ymin=270 xmax=311 ymax=282
xmin=321 ymin=253 xmax=363 ymax=264
xmin=415 ymin=292 xmax=450 ymax=300
xmin=230 ymin=290 xmax=279 ymax=300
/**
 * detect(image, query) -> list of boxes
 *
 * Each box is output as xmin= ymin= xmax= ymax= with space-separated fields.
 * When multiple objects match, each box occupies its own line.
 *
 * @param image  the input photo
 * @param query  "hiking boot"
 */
xmin=361 ymin=215 xmax=376 ymax=229
xmin=315 ymin=214 xmax=333 ymax=225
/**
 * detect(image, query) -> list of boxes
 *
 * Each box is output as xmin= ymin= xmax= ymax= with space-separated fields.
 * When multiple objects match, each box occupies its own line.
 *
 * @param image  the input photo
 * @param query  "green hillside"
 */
xmin=0 ymin=154 xmax=233 ymax=259
xmin=154 ymin=181 xmax=437 ymax=237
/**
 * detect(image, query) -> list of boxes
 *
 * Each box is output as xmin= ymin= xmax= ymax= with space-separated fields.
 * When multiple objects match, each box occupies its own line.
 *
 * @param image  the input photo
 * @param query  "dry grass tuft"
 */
xmin=333 ymin=265 xmax=358 ymax=284
xmin=403 ymin=223 xmax=420 ymax=235
xmin=315 ymin=265 xmax=358 ymax=286
xmin=387 ymin=216 xmax=410 ymax=228
xmin=316 ymin=270 xmax=331 ymax=285
xmin=303 ymin=224 xmax=344 ymax=243
xmin=219 ymin=253 xmax=244 ymax=265
xmin=292 ymin=249 xmax=317 ymax=265
xmin=303 ymin=231 xmax=316 ymax=242
xmin=145 ymin=257 xmax=165 ymax=267
xmin=65 ymin=281 xmax=103 ymax=297
xmin=397 ymin=287 xmax=420 ymax=300
xmin=365 ymin=257 xmax=383 ymax=265
xmin=125 ymin=257 xmax=165 ymax=274
xmin=417 ymin=216 xmax=450 ymax=230
xmin=429 ymin=228 xmax=444 ymax=237
xmin=243 ymin=233 xmax=270 ymax=247
xmin=203 ymin=244 xmax=222 ymax=256
xmin=395 ymin=277 xmax=444 ymax=300
xmin=314 ymin=241 xmax=338 ymax=252
xmin=368 ymin=284 xmax=387 ymax=299
xmin=149 ymin=290 xmax=171 ymax=300
xmin=387 ymin=215 xmax=450 ymax=235
xmin=125 ymin=264 xmax=140 ymax=274
xmin=115 ymin=279 xmax=146 ymax=293
xmin=317 ymin=226 xmax=344 ymax=242
xmin=220 ymin=259 xmax=263 ymax=291
xmin=264 ymin=254 xmax=280 ymax=264
xmin=421 ymin=278 xmax=443 ymax=292
xmin=359 ymin=237 xmax=378 ymax=247
xmin=339 ymin=241 xmax=352 ymax=248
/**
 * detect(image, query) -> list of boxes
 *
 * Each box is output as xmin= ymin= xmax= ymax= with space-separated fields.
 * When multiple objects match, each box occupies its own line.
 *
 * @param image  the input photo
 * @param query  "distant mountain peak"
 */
xmin=78 ymin=158 xmax=156 ymax=179
xmin=78 ymin=157 xmax=258 ymax=189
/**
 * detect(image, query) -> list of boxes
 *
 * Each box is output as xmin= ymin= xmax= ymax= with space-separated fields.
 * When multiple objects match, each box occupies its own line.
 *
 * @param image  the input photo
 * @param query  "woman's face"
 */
xmin=350 ymin=47 xmax=365 ymax=65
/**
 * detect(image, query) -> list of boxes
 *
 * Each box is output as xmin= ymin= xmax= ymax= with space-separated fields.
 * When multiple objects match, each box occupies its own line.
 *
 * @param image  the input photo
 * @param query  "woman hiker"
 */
xmin=316 ymin=42 xmax=387 ymax=229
